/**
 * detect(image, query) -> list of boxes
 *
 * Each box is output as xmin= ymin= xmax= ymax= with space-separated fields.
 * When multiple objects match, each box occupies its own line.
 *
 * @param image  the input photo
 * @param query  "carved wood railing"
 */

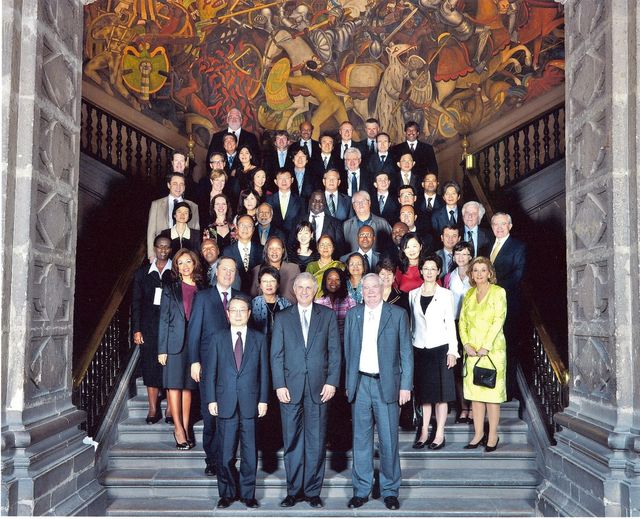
xmin=72 ymin=242 xmax=146 ymax=436
xmin=475 ymin=103 xmax=565 ymax=193
xmin=81 ymin=98 xmax=174 ymax=179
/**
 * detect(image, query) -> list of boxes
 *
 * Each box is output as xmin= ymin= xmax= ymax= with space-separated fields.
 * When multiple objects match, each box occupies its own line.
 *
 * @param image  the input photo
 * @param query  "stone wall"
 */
xmin=1 ymin=0 xmax=105 ymax=514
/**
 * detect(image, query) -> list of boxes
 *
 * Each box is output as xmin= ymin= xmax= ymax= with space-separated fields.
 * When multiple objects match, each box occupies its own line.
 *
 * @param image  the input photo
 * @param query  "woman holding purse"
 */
xmin=458 ymin=257 xmax=507 ymax=452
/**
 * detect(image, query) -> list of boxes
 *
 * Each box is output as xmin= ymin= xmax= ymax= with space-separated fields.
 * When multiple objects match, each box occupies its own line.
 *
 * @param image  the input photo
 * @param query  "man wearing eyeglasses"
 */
xmin=343 ymin=191 xmax=392 ymax=253
xmin=461 ymin=201 xmax=491 ymax=257
xmin=222 ymin=214 xmax=263 ymax=293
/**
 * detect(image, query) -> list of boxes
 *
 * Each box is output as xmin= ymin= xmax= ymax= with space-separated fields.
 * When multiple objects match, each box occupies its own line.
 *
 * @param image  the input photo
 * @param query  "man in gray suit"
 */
xmin=344 ymin=273 xmax=413 ymax=511
xmin=271 ymin=273 xmax=341 ymax=509
xmin=343 ymin=191 xmax=392 ymax=252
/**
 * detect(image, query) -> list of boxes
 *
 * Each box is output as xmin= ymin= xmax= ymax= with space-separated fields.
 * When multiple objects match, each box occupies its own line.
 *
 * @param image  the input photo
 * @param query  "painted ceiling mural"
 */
xmin=83 ymin=0 xmax=564 ymax=146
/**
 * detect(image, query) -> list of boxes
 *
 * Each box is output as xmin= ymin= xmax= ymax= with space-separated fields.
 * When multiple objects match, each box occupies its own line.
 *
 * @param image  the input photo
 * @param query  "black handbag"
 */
xmin=472 ymin=355 xmax=497 ymax=389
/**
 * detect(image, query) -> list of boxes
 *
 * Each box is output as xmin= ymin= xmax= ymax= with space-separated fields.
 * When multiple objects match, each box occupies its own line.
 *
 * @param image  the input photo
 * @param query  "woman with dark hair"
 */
xmin=157 ymin=248 xmax=203 ymax=450
xmin=235 ymin=188 xmax=260 ymax=220
xmin=444 ymin=241 xmax=474 ymax=423
xmin=249 ymin=236 xmax=299 ymax=302
xmin=376 ymin=258 xmax=409 ymax=312
xmin=394 ymin=232 xmax=425 ymax=293
xmin=460 ymin=257 xmax=507 ymax=452
xmin=197 ymin=168 xmax=227 ymax=229
xmin=158 ymin=201 xmax=202 ymax=258
xmin=306 ymin=234 xmax=344 ymax=297
xmin=203 ymin=193 xmax=236 ymax=251
xmin=250 ymin=265 xmax=292 ymax=341
xmin=408 ymin=254 xmax=459 ymax=450
xmin=287 ymin=221 xmax=319 ymax=271
xmin=249 ymin=168 xmax=271 ymax=199
xmin=345 ymin=252 xmax=365 ymax=304
xmin=230 ymin=145 xmax=258 ymax=195
xmin=315 ymin=267 xmax=357 ymax=338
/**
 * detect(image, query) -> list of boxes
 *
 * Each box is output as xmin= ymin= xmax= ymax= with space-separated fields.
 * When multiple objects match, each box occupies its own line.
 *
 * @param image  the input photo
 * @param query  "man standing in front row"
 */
xmin=344 ymin=273 xmax=413 ymax=511
xmin=270 ymin=273 xmax=341 ymax=508
xmin=204 ymin=294 xmax=269 ymax=509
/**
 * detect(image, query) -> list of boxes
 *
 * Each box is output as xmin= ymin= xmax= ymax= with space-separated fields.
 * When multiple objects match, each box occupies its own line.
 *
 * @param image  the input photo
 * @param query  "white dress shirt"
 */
xmin=359 ymin=301 xmax=383 ymax=373
xmin=347 ymin=170 xmax=361 ymax=197
xmin=167 ymin=195 xmax=183 ymax=228
xmin=310 ymin=212 xmax=325 ymax=241
xmin=149 ymin=258 xmax=172 ymax=276
xmin=448 ymin=269 xmax=471 ymax=319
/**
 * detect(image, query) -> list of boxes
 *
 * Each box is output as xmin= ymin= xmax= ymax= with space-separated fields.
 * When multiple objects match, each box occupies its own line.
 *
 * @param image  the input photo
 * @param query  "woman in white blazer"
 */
xmin=408 ymin=254 xmax=459 ymax=450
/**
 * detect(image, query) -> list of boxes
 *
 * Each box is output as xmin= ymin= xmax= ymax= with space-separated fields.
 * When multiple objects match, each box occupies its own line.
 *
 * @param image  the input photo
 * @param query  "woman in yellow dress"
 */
xmin=459 ymin=256 xmax=507 ymax=452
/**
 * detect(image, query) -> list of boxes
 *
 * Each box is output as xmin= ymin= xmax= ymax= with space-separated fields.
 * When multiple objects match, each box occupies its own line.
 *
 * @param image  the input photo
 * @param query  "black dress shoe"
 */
xmin=242 ymin=498 xmax=259 ymax=508
xmin=384 ymin=496 xmax=400 ymax=510
xmin=347 ymin=496 xmax=368 ymax=508
xmin=307 ymin=496 xmax=323 ymax=508
xmin=485 ymin=437 xmax=500 ymax=452
xmin=428 ymin=438 xmax=446 ymax=450
xmin=165 ymin=416 xmax=174 ymax=424
xmin=280 ymin=495 xmax=298 ymax=507
xmin=412 ymin=440 xmax=427 ymax=449
xmin=217 ymin=497 xmax=234 ymax=508
xmin=146 ymin=410 xmax=162 ymax=424
xmin=463 ymin=435 xmax=487 ymax=449
xmin=204 ymin=464 xmax=215 ymax=476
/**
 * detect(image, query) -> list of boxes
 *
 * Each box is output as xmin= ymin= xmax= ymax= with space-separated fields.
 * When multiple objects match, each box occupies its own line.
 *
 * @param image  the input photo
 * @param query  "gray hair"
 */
xmin=293 ymin=271 xmax=318 ymax=290
xmin=491 ymin=212 xmax=512 ymax=225
xmin=344 ymin=147 xmax=362 ymax=160
xmin=462 ymin=201 xmax=486 ymax=220
xmin=353 ymin=190 xmax=371 ymax=203
xmin=362 ymin=272 xmax=382 ymax=287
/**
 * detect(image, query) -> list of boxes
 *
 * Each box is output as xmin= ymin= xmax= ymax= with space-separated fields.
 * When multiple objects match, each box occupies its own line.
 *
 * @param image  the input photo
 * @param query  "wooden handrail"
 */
xmin=72 ymin=241 xmax=146 ymax=388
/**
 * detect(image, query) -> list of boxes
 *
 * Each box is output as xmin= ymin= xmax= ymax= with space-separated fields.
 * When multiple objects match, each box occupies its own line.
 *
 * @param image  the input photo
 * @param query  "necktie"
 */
xmin=242 ymin=245 xmax=250 ymax=271
xmin=427 ymin=197 xmax=433 ymax=210
xmin=279 ymin=151 xmax=285 ymax=168
xmin=343 ymin=143 xmax=348 ymax=157
xmin=304 ymin=141 xmax=311 ymax=155
xmin=449 ymin=209 xmax=456 ymax=225
xmin=350 ymin=172 xmax=357 ymax=196
xmin=468 ymin=230 xmax=475 ymax=256
xmin=280 ymin=194 xmax=288 ymax=219
xmin=222 ymin=291 xmax=229 ymax=321
xmin=302 ymin=309 xmax=309 ymax=345
xmin=380 ymin=154 xmax=386 ymax=164
xmin=228 ymin=154 xmax=234 ymax=168
xmin=410 ymin=143 xmax=415 ymax=152
xmin=363 ymin=252 xmax=370 ymax=272
xmin=261 ymin=228 xmax=267 ymax=246
xmin=311 ymin=214 xmax=317 ymax=233
xmin=328 ymin=194 xmax=336 ymax=216
xmin=379 ymin=195 xmax=385 ymax=213
xmin=234 ymin=331 xmax=243 ymax=370
xmin=323 ymin=155 xmax=328 ymax=168
xmin=490 ymin=239 xmax=502 ymax=263
xmin=403 ymin=172 xmax=410 ymax=185
xmin=447 ymin=253 xmax=453 ymax=272
xmin=369 ymin=140 xmax=375 ymax=153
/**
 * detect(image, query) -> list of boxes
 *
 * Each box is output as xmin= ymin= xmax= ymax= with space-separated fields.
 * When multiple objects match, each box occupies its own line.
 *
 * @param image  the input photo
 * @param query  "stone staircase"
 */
xmin=101 ymin=379 xmax=540 ymax=516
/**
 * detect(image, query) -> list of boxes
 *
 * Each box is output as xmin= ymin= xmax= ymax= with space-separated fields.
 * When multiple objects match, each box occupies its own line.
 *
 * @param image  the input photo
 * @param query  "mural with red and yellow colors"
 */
xmin=83 ymin=0 xmax=564 ymax=146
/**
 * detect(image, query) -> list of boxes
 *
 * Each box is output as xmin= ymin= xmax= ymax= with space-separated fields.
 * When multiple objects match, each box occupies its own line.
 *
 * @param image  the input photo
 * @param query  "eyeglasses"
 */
xmin=228 ymin=308 xmax=248 ymax=314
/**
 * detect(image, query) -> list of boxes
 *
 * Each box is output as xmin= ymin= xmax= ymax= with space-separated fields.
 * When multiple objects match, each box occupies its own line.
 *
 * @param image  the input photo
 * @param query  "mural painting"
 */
xmin=83 ymin=0 xmax=564 ymax=146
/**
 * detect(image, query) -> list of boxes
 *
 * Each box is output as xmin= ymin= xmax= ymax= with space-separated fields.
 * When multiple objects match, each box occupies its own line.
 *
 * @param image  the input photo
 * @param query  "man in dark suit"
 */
xmin=266 ymin=170 xmax=305 ymax=235
xmin=306 ymin=191 xmax=345 ymax=254
xmin=339 ymin=225 xmax=380 ymax=270
xmin=204 ymin=294 xmax=269 ymax=509
xmin=290 ymin=148 xmax=317 ymax=204
xmin=488 ymin=212 xmax=526 ymax=399
xmin=391 ymin=153 xmax=422 ymax=195
xmin=290 ymin=121 xmax=321 ymax=160
xmin=187 ymin=256 xmax=239 ymax=476
xmin=222 ymin=214 xmax=264 ymax=292
xmin=435 ymin=225 xmax=461 ymax=279
xmin=390 ymin=120 xmax=439 ymax=175
xmin=335 ymin=120 xmax=357 ymax=166
xmin=431 ymin=180 xmax=463 ymax=238
xmin=416 ymin=172 xmax=444 ymax=237
xmin=357 ymin=117 xmax=381 ymax=160
xmin=365 ymin=132 xmax=397 ymax=187
xmin=316 ymin=134 xmax=341 ymax=175
xmin=271 ymin=273 xmax=341 ymax=508
xmin=343 ymin=273 xmax=413 ymax=510
xmin=220 ymin=132 xmax=241 ymax=175
xmin=370 ymin=171 xmax=400 ymax=225
xmin=462 ymin=201 xmax=491 ymax=257
xmin=263 ymin=130 xmax=294 ymax=182
xmin=255 ymin=203 xmax=286 ymax=246
xmin=206 ymin=107 xmax=261 ymax=165
xmin=322 ymin=169 xmax=353 ymax=222
xmin=341 ymin=147 xmax=372 ymax=197
xmin=383 ymin=222 xmax=409 ymax=264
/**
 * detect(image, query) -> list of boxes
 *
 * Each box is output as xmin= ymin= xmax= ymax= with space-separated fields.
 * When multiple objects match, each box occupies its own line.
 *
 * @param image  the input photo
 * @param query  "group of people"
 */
xmin=132 ymin=108 xmax=527 ymax=510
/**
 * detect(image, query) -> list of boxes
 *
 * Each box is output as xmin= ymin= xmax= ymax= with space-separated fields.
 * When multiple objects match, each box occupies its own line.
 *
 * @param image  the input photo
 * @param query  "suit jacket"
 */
xmin=291 ymin=168 xmax=317 ymax=202
xmin=343 ymin=303 xmax=413 ymax=403
xmin=324 ymin=192 xmax=353 ymax=222
xmin=365 ymin=153 xmax=397 ymax=183
xmin=290 ymin=139 xmax=321 ymax=160
xmin=147 ymin=197 xmax=200 ymax=259
xmin=207 ymin=128 xmax=261 ymax=165
xmin=408 ymin=285 xmax=458 ymax=356
xmin=254 ymin=224 xmax=286 ymax=246
xmin=204 ymin=328 xmax=269 ymax=419
xmin=263 ymin=148 xmax=295 ymax=180
xmin=391 ymin=170 xmax=422 ymax=195
xmin=435 ymin=248 xmax=454 ymax=279
xmin=265 ymin=192 xmax=304 ymax=235
xmin=464 ymin=226 xmax=492 ymax=257
xmin=431 ymin=205 xmax=463 ymax=237
xmin=306 ymin=211 xmax=346 ymax=254
xmin=270 ymin=303 xmax=341 ymax=404
xmin=187 ymin=286 xmax=238 ymax=365
xmin=490 ymin=236 xmax=526 ymax=297
xmin=391 ymin=140 xmax=439 ymax=175
xmin=131 ymin=263 xmax=173 ymax=339
xmin=339 ymin=169 xmax=373 ymax=197
xmin=315 ymin=153 xmax=341 ymax=175
xmin=343 ymin=214 xmax=392 ymax=252
xmin=158 ymin=281 xmax=189 ymax=355
xmin=370 ymin=192 xmax=400 ymax=226
xmin=222 ymin=241 xmax=264 ymax=293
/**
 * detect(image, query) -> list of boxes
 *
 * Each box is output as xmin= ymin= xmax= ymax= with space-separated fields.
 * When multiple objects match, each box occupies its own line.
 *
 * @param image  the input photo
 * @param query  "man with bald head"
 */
xmin=206 ymin=107 xmax=261 ymax=164
xmin=306 ymin=190 xmax=345 ymax=254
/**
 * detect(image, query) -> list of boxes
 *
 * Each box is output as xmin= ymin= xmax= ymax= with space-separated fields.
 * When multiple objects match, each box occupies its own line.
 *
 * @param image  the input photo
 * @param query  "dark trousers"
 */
xmin=280 ymin=378 xmax=327 ymax=497
xmin=199 ymin=381 xmax=217 ymax=466
xmin=216 ymin=408 xmax=257 ymax=500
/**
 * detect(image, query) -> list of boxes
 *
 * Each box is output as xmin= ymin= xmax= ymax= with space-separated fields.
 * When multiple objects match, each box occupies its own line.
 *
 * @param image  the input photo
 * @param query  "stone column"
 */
xmin=538 ymin=0 xmax=640 ymax=515
xmin=1 ymin=0 xmax=105 ymax=515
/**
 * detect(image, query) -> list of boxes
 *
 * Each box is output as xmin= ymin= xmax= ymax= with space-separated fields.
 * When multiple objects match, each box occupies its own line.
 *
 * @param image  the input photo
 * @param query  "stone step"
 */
xmin=115 ymin=416 xmax=530 ymax=444
xmin=101 ymin=466 xmax=540 ymax=500
xmin=105 ymin=496 xmax=536 ymax=516
xmin=107 ymin=440 xmax=537 ymax=471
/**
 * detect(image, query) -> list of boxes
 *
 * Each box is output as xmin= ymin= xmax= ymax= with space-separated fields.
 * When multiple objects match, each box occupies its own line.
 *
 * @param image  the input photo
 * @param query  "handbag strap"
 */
xmin=473 ymin=354 xmax=496 ymax=370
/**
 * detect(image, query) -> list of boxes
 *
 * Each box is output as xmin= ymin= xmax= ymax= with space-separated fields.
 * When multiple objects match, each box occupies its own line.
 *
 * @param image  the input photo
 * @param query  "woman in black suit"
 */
xmin=158 ymin=248 xmax=202 ymax=450
xmin=376 ymin=257 xmax=409 ymax=312
xmin=158 ymin=202 xmax=202 ymax=258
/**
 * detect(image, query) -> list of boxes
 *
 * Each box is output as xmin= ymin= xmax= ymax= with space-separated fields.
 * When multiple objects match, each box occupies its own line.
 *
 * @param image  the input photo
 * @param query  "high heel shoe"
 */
xmin=428 ymin=437 xmax=446 ymax=450
xmin=485 ymin=437 xmax=500 ymax=452
xmin=455 ymin=410 xmax=469 ymax=424
xmin=165 ymin=415 xmax=174 ymax=424
xmin=187 ymin=434 xmax=196 ymax=450
xmin=463 ymin=435 xmax=487 ymax=449
xmin=146 ymin=409 xmax=162 ymax=424
xmin=173 ymin=432 xmax=189 ymax=450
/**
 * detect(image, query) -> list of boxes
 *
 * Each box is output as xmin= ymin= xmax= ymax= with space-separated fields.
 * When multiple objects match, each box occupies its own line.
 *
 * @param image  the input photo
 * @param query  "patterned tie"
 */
xmin=379 ymin=194 xmax=385 ymax=213
xmin=311 ymin=214 xmax=318 ymax=233
xmin=369 ymin=140 xmax=375 ymax=153
xmin=490 ymin=239 xmax=502 ymax=263
xmin=222 ymin=291 xmax=229 ymax=321
xmin=328 ymin=194 xmax=336 ymax=216
xmin=363 ymin=252 xmax=370 ymax=272
xmin=279 ymin=151 xmax=285 ymax=168
xmin=403 ymin=172 xmax=410 ymax=185
xmin=234 ymin=331 xmax=243 ymax=370
xmin=449 ymin=209 xmax=456 ymax=225
xmin=242 ymin=245 xmax=250 ymax=271
xmin=323 ymin=155 xmax=328 ymax=169
xmin=228 ymin=154 xmax=234 ymax=169
xmin=468 ymin=230 xmax=475 ymax=256
xmin=350 ymin=172 xmax=357 ymax=196
xmin=427 ymin=197 xmax=433 ymax=210
xmin=380 ymin=154 xmax=386 ymax=165
xmin=343 ymin=143 xmax=348 ymax=158
xmin=410 ymin=143 xmax=415 ymax=152
xmin=302 ymin=309 xmax=309 ymax=345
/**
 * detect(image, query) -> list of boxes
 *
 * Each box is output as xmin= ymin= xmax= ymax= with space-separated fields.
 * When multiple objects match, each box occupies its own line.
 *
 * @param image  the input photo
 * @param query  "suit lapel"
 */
xmin=305 ymin=304 xmax=321 ymax=350
xmin=173 ymin=281 xmax=185 ymax=319
xmin=238 ymin=330 xmax=255 ymax=374
xmin=292 ymin=305 xmax=306 ymax=347
xmin=377 ymin=303 xmax=392 ymax=341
